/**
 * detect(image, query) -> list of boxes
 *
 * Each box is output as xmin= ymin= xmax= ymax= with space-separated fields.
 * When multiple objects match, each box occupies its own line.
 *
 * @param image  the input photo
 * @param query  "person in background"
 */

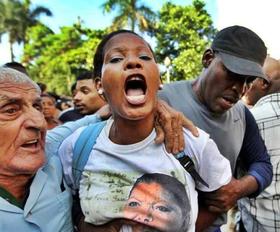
xmin=158 ymin=25 xmax=273 ymax=231
xmin=242 ymin=56 xmax=280 ymax=107
xmin=37 ymin=82 xmax=48 ymax=94
xmin=3 ymin=61 xmax=29 ymax=75
xmin=59 ymin=82 xmax=84 ymax=123
xmin=59 ymin=71 xmax=106 ymax=123
xmin=73 ymin=71 xmax=106 ymax=115
xmin=238 ymin=57 xmax=280 ymax=232
xmin=59 ymin=98 xmax=73 ymax=111
xmin=41 ymin=93 xmax=61 ymax=130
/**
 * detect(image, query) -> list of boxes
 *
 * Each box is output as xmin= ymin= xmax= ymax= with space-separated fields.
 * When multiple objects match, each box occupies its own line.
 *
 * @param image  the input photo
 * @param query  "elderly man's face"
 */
xmin=0 ymin=81 xmax=46 ymax=176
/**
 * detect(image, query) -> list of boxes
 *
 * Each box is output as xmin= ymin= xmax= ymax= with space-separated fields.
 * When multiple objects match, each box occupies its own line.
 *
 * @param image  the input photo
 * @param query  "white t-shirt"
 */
xmin=59 ymin=119 xmax=231 ymax=232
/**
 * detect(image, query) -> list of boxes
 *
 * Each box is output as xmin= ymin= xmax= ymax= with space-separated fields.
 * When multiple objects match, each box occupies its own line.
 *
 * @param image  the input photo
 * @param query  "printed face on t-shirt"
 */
xmin=123 ymin=181 xmax=184 ymax=232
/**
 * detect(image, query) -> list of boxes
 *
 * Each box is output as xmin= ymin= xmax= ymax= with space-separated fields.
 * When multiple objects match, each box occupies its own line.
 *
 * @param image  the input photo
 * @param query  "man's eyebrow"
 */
xmin=0 ymin=95 xmax=21 ymax=104
xmin=80 ymin=85 xmax=91 ymax=90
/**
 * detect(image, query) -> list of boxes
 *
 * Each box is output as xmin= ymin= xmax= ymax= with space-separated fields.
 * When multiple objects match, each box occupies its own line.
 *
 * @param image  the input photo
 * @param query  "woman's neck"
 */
xmin=109 ymin=115 xmax=155 ymax=145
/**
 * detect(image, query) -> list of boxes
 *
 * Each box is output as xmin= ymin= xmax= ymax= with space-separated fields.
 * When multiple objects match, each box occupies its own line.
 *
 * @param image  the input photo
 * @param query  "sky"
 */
xmin=0 ymin=0 xmax=279 ymax=65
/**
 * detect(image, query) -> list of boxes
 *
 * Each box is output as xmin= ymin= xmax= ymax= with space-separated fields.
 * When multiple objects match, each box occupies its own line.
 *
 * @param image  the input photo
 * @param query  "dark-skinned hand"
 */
xmin=202 ymin=178 xmax=241 ymax=213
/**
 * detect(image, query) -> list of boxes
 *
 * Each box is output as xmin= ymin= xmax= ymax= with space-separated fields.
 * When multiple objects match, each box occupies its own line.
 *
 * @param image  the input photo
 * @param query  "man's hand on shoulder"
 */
xmin=154 ymin=100 xmax=199 ymax=154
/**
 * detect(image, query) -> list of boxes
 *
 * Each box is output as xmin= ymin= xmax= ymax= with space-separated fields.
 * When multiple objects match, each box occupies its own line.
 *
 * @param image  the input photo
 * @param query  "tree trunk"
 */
xmin=9 ymin=41 xmax=15 ymax=62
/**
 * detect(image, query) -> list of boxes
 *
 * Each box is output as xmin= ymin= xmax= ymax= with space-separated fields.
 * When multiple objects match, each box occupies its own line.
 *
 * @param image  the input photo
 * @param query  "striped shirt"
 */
xmin=239 ymin=93 xmax=280 ymax=232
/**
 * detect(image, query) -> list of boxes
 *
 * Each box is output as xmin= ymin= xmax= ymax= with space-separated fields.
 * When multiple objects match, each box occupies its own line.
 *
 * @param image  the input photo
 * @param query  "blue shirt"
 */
xmin=0 ymin=114 xmax=101 ymax=232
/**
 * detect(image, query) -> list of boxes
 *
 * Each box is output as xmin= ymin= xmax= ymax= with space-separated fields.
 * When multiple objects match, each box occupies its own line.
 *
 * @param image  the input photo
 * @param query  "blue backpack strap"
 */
xmin=72 ymin=121 xmax=106 ymax=190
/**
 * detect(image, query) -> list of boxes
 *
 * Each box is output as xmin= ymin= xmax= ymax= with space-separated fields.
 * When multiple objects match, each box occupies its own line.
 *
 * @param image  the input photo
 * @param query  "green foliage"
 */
xmin=18 ymin=0 xmax=217 ymax=95
xmin=0 ymin=0 xmax=52 ymax=61
xmin=101 ymin=0 xmax=156 ymax=34
xmin=155 ymin=0 xmax=216 ymax=82
xmin=23 ymin=23 xmax=105 ymax=95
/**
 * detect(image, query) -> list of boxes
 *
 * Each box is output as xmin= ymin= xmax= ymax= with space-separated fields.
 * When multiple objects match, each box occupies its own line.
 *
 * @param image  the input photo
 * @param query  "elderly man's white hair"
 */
xmin=0 ymin=67 xmax=41 ymax=92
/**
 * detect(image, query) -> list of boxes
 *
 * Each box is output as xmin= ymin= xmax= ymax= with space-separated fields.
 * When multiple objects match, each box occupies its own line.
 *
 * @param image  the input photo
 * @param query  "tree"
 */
xmin=22 ymin=23 xmax=54 ymax=64
xmin=23 ymin=22 xmax=106 ymax=95
xmin=19 ymin=0 xmax=52 ymax=43
xmin=155 ymin=0 xmax=216 ymax=82
xmin=0 ymin=0 xmax=24 ymax=61
xmin=101 ymin=0 xmax=156 ymax=33
xmin=0 ymin=0 xmax=52 ymax=61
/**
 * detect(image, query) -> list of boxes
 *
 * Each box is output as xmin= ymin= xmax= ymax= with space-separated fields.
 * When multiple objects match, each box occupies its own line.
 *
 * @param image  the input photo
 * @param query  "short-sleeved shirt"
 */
xmin=59 ymin=119 xmax=232 ymax=232
xmin=159 ymin=80 xmax=272 ymax=229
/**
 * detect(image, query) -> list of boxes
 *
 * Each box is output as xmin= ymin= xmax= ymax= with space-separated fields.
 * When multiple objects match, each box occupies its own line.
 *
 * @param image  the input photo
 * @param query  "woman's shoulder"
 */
xmin=183 ymin=127 xmax=210 ymax=148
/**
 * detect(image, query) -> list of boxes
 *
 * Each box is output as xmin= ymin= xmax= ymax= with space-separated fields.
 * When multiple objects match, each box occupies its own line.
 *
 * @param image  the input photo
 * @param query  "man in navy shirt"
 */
xmin=159 ymin=25 xmax=273 ymax=231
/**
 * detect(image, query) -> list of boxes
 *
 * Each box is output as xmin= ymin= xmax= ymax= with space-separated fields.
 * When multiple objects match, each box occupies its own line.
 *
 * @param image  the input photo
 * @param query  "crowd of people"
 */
xmin=0 ymin=24 xmax=279 ymax=232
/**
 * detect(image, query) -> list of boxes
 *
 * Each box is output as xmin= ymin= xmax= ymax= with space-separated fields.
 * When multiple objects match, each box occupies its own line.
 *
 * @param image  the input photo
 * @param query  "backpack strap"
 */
xmin=175 ymin=151 xmax=209 ymax=188
xmin=71 ymin=121 xmax=208 ymax=189
xmin=72 ymin=121 xmax=106 ymax=190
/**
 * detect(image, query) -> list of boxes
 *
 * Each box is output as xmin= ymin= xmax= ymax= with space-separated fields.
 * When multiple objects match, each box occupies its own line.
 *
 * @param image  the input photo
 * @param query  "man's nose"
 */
xmin=73 ymin=91 xmax=82 ymax=101
xmin=24 ymin=108 xmax=46 ymax=131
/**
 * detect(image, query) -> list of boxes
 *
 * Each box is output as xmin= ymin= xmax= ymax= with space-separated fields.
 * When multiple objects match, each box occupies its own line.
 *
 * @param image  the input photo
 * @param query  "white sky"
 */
xmin=1 ymin=0 xmax=279 ymax=65
xmin=216 ymin=0 xmax=280 ymax=59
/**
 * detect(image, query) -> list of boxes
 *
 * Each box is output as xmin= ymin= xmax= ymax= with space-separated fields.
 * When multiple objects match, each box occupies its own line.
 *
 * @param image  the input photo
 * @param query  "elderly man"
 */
xmin=159 ymin=25 xmax=273 ymax=231
xmin=0 ymin=67 xmax=195 ymax=231
xmin=0 ymin=67 xmax=118 ymax=231
xmin=0 ymin=67 xmax=73 ymax=231
xmin=239 ymin=57 xmax=280 ymax=232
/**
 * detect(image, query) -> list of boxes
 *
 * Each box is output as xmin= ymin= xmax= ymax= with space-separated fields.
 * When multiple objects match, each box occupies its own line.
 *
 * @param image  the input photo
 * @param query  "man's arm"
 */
xmin=45 ymin=105 xmax=111 ymax=158
xmin=239 ymin=107 xmax=273 ymax=196
xmin=202 ymin=107 xmax=273 ymax=213
xmin=195 ymin=208 xmax=220 ymax=232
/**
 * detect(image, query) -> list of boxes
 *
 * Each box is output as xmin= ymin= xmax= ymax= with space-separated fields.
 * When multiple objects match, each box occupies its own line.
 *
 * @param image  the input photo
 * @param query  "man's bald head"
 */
xmin=243 ymin=57 xmax=280 ymax=106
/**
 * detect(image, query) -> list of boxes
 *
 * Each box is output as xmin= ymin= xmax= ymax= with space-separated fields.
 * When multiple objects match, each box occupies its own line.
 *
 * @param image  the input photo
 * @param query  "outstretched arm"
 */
xmin=45 ymin=105 xmax=111 ymax=158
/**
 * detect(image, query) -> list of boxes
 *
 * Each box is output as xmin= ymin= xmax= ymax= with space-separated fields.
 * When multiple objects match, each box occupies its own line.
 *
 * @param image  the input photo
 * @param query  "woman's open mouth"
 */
xmin=125 ymin=74 xmax=147 ymax=105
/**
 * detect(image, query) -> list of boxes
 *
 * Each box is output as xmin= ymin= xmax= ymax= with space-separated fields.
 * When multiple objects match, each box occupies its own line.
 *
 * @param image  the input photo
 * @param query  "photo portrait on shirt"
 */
xmin=123 ymin=173 xmax=191 ymax=232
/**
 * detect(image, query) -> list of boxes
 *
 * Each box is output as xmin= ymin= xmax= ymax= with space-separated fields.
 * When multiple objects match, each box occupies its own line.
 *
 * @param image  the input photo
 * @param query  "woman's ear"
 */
xmin=202 ymin=49 xmax=215 ymax=68
xmin=94 ymin=76 xmax=101 ymax=85
xmin=95 ymin=77 xmax=103 ymax=95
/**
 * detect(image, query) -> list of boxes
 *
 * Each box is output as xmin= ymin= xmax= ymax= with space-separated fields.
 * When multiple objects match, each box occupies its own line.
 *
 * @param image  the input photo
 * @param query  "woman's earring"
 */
xmin=98 ymin=89 xmax=103 ymax=95
xmin=159 ymin=84 xmax=163 ymax=90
